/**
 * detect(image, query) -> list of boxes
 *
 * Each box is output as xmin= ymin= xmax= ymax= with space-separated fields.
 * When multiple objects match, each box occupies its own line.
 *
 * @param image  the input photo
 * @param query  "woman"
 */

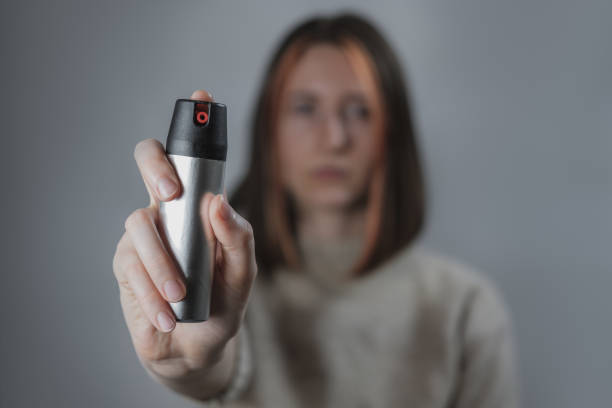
xmin=112 ymin=13 xmax=519 ymax=407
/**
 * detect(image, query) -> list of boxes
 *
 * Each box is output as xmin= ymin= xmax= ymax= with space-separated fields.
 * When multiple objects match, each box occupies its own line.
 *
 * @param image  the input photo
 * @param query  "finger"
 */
xmin=119 ymin=243 xmax=177 ymax=333
xmin=190 ymin=89 xmax=214 ymax=101
xmin=124 ymin=208 xmax=187 ymax=303
xmin=134 ymin=138 xmax=181 ymax=205
xmin=205 ymin=194 xmax=257 ymax=305
xmin=114 ymin=233 xmax=176 ymax=333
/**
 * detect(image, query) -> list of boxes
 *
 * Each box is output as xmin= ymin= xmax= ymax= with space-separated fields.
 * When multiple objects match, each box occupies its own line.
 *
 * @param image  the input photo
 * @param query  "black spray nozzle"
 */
xmin=166 ymin=99 xmax=227 ymax=161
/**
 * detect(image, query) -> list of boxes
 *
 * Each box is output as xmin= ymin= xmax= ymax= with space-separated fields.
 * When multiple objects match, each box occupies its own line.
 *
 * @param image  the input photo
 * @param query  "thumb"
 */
xmin=204 ymin=194 xmax=257 ymax=303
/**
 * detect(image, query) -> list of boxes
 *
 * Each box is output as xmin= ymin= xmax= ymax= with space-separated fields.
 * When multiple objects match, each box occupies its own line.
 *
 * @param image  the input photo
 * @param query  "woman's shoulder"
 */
xmin=399 ymin=245 xmax=501 ymax=292
xmin=396 ymin=245 xmax=519 ymax=405
xmin=368 ymin=243 xmax=513 ymax=328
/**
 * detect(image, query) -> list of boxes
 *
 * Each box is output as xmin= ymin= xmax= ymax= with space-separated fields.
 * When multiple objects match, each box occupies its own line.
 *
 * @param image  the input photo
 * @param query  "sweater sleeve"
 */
xmin=448 ymin=279 xmax=521 ymax=408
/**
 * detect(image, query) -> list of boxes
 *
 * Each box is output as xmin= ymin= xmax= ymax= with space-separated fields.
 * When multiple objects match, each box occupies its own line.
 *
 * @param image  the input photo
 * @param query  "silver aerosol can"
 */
xmin=158 ymin=99 xmax=227 ymax=322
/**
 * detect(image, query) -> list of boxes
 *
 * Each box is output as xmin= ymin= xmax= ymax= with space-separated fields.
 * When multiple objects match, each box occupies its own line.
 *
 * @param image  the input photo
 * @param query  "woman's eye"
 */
xmin=343 ymin=103 xmax=370 ymax=120
xmin=293 ymin=102 xmax=316 ymax=115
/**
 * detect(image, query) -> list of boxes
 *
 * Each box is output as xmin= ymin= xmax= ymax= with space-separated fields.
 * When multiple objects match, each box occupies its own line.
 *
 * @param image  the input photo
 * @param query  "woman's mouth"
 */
xmin=311 ymin=166 xmax=348 ymax=180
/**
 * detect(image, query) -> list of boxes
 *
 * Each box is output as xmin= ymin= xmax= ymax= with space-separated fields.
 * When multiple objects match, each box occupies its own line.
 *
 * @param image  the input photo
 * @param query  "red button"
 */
xmin=196 ymin=111 xmax=209 ymax=124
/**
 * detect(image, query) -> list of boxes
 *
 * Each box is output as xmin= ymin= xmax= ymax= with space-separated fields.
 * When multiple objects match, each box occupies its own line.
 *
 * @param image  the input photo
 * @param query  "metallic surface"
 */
xmin=159 ymin=154 xmax=225 ymax=322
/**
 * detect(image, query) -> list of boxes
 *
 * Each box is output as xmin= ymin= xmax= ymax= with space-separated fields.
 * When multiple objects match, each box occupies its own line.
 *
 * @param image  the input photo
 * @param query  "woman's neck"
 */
xmin=296 ymin=204 xmax=366 ymax=244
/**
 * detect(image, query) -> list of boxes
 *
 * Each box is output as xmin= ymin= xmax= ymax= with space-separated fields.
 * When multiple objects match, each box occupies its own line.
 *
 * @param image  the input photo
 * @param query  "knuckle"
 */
xmin=117 ymin=277 xmax=131 ymax=292
xmin=141 ymin=287 xmax=164 ymax=310
xmin=115 ymin=262 xmax=132 ymax=291
xmin=113 ymin=235 xmax=131 ymax=281
xmin=124 ymin=208 xmax=149 ymax=230
xmin=115 ymin=231 xmax=129 ymax=253
xmin=122 ymin=258 xmax=144 ymax=286
xmin=123 ymin=255 xmax=144 ymax=276
xmin=112 ymin=250 xmax=122 ymax=279
xmin=243 ymin=219 xmax=254 ymax=237
xmin=239 ymin=226 xmax=254 ymax=250
xmin=233 ymin=215 xmax=253 ymax=242
xmin=113 ymin=241 xmax=122 ymax=267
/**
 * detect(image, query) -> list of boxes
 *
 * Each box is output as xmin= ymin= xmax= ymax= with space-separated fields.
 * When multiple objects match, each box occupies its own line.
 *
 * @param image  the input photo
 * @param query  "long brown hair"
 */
xmin=230 ymin=12 xmax=427 ymax=277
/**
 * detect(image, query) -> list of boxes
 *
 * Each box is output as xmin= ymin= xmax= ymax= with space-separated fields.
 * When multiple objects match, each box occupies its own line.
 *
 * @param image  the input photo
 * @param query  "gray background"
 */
xmin=1 ymin=0 xmax=610 ymax=407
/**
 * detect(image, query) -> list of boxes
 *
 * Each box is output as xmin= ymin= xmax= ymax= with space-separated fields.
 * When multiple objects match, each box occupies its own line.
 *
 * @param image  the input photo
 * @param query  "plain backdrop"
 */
xmin=1 ymin=1 xmax=610 ymax=407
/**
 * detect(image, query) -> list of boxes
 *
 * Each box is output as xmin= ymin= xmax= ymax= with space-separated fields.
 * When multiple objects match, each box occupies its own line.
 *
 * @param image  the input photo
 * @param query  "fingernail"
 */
xmin=219 ymin=195 xmax=232 ymax=220
xmin=157 ymin=311 xmax=175 ymax=332
xmin=164 ymin=280 xmax=185 ymax=302
xmin=158 ymin=177 xmax=178 ymax=200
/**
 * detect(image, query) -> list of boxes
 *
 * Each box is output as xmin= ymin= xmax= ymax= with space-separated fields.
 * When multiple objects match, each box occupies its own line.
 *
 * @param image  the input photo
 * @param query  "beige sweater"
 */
xmin=201 ymin=235 xmax=520 ymax=407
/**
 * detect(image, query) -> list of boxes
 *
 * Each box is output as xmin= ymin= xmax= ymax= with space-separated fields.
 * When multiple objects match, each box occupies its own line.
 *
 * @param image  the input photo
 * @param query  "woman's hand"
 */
xmin=112 ymin=90 xmax=257 ymax=392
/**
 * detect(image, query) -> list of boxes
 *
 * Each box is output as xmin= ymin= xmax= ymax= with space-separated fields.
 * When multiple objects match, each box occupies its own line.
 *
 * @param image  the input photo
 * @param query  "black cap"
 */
xmin=165 ymin=99 xmax=227 ymax=161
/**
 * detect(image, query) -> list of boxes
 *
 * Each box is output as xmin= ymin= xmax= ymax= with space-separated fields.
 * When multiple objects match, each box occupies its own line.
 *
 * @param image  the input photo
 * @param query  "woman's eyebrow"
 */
xmin=287 ymin=90 xmax=319 ymax=102
xmin=340 ymin=92 xmax=368 ymax=104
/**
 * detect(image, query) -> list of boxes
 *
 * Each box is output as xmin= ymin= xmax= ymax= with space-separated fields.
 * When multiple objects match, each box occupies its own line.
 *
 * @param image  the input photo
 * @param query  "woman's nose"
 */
xmin=320 ymin=113 xmax=350 ymax=151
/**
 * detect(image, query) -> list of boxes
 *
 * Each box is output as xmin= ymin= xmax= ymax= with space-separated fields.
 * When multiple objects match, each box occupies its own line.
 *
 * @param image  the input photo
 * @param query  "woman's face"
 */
xmin=276 ymin=44 xmax=381 ymax=214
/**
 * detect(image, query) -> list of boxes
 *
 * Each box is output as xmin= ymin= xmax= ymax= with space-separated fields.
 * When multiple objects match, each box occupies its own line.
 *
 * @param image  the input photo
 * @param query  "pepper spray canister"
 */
xmin=159 ymin=99 xmax=227 ymax=322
